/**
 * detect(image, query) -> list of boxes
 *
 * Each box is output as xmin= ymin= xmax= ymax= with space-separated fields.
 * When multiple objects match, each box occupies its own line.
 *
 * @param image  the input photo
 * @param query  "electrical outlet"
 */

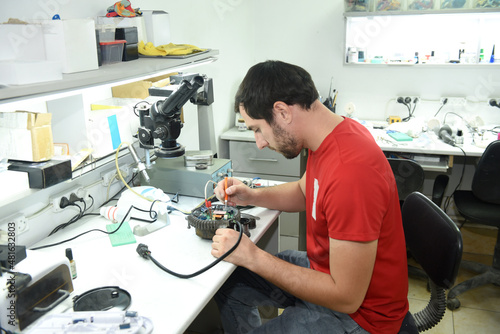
xmin=0 ymin=213 xmax=29 ymax=237
xmin=396 ymin=96 xmax=420 ymax=105
xmin=101 ymin=166 xmax=130 ymax=187
xmin=441 ymin=97 xmax=466 ymax=106
xmin=50 ymin=186 xmax=86 ymax=212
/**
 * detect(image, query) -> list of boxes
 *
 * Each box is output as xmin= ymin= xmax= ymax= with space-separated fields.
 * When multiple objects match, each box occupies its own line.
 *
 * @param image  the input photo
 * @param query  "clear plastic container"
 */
xmin=472 ymin=0 xmax=500 ymax=8
xmin=373 ymin=0 xmax=406 ymax=11
xmin=345 ymin=0 xmax=372 ymax=12
xmin=95 ymin=24 xmax=116 ymax=42
xmin=99 ymin=40 xmax=126 ymax=65
xmin=407 ymin=0 xmax=437 ymax=10
xmin=441 ymin=0 xmax=471 ymax=9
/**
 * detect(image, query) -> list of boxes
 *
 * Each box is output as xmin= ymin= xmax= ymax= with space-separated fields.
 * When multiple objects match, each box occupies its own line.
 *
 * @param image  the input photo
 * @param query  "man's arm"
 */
xmin=212 ymin=231 xmax=377 ymax=314
xmin=214 ymin=173 xmax=306 ymax=212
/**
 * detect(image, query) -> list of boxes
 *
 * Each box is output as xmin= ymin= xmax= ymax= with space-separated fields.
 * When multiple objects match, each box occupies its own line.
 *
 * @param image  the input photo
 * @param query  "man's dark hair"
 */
xmin=234 ymin=60 xmax=319 ymax=125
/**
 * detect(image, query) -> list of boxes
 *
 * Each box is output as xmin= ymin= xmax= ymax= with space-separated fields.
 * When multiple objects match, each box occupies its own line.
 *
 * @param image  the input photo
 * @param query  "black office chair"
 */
xmin=388 ymin=159 xmax=451 ymax=283
xmin=398 ymin=192 xmax=463 ymax=333
xmin=431 ymin=174 xmax=449 ymax=208
xmin=447 ymin=140 xmax=500 ymax=310
xmin=388 ymin=158 xmax=425 ymax=207
xmin=388 ymin=158 xmax=449 ymax=209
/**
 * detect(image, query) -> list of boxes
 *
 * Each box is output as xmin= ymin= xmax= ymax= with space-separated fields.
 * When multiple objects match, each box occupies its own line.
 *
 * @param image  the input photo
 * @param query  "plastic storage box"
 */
xmin=441 ymin=0 xmax=471 ymax=9
xmin=407 ymin=0 xmax=437 ymax=10
xmin=96 ymin=24 xmax=116 ymax=42
xmin=472 ymin=0 xmax=500 ymax=8
xmin=100 ymin=40 xmax=126 ymax=65
xmin=373 ymin=0 xmax=406 ymax=11
xmin=345 ymin=0 xmax=372 ymax=12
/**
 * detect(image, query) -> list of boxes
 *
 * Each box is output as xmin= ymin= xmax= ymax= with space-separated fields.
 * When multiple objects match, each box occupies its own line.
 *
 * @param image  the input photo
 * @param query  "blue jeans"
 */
xmin=214 ymin=250 xmax=369 ymax=334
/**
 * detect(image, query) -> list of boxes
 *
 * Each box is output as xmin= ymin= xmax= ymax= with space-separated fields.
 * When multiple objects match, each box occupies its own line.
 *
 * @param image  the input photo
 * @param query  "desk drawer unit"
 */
xmin=229 ymin=141 xmax=301 ymax=177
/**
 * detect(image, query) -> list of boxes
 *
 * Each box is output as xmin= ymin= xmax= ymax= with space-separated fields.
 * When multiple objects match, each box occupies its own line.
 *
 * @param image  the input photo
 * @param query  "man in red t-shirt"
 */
xmin=212 ymin=60 xmax=409 ymax=333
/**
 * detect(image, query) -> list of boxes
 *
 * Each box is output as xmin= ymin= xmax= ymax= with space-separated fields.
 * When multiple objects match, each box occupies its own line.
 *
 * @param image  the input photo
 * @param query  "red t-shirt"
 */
xmin=306 ymin=117 xmax=409 ymax=334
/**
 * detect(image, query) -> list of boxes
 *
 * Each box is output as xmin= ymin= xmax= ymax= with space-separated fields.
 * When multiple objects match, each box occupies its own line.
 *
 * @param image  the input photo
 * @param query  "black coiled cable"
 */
xmin=136 ymin=220 xmax=243 ymax=279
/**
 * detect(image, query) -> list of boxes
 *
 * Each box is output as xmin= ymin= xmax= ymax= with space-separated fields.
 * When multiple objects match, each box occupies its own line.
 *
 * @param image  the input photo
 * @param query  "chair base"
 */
xmin=447 ymin=261 xmax=500 ymax=310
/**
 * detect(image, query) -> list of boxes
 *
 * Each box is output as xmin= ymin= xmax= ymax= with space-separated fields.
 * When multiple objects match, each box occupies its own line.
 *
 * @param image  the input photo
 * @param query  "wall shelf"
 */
xmin=0 ymin=50 xmax=219 ymax=104
xmin=344 ymin=8 xmax=500 ymax=17
xmin=344 ymin=11 xmax=499 ymax=66
xmin=344 ymin=62 xmax=500 ymax=66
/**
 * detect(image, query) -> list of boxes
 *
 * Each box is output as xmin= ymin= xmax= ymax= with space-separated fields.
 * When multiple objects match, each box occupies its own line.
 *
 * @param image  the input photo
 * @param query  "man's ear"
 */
xmin=273 ymin=101 xmax=293 ymax=124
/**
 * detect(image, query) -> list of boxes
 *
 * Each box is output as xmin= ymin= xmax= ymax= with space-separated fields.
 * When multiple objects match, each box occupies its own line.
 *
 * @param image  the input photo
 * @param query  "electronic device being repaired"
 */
xmin=137 ymin=201 xmax=255 ymax=279
xmin=0 ymin=250 xmax=73 ymax=332
xmin=187 ymin=203 xmax=240 ymax=239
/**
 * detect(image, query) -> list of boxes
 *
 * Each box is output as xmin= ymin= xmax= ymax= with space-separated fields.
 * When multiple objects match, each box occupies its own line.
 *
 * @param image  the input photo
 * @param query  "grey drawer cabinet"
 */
xmin=229 ymin=141 xmax=301 ymax=178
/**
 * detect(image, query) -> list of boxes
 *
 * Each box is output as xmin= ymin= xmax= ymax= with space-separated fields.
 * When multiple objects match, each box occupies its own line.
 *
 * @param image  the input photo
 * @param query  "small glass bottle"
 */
xmin=66 ymin=248 xmax=77 ymax=279
xmin=237 ymin=118 xmax=247 ymax=131
xmin=456 ymin=129 xmax=464 ymax=146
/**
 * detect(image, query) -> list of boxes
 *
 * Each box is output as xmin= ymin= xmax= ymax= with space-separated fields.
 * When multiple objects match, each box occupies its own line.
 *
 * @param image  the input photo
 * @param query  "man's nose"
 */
xmin=255 ymin=134 xmax=268 ymax=150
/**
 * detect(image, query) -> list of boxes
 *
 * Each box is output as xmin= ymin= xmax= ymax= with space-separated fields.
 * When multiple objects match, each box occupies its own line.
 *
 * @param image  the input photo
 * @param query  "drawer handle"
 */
xmin=248 ymin=158 xmax=278 ymax=163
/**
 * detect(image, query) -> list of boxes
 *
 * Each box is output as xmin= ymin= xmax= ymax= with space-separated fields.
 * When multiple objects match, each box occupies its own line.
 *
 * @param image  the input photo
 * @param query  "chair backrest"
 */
xmin=388 ymin=159 xmax=425 ymax=201
xmin=402 ymin=192 xmax=462 ymax=289
xmin=402 ymin=192 xmax=463 ymax=332
xmin=472 ymin=140 xmax=500 ymax=205
xmin=431 ymin=174 xmax=449 ymax=208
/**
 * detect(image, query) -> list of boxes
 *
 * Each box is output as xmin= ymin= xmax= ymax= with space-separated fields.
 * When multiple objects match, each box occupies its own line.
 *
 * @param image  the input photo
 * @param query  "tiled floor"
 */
xmin=187 ymin=225 xmax=500 ymax=334
xmin=408 ymin=225 xmax=500 ymax=334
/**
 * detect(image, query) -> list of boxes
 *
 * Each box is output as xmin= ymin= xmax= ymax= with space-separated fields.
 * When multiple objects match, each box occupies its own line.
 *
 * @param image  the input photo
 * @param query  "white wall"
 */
xmin=2 ymin=0 xmax=499 ymax=150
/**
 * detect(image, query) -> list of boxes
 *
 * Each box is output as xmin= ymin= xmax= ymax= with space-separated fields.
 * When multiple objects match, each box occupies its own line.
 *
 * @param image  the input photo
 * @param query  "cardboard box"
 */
xmin=0 ymin=112 xmax=54 ymax=162
xmin=111 ymin=73 xmax=175 ymax=99
xmin=142 ymin=10 xmax=171 ymax=46
xmin=0 ymin=24 xmax=46 ymax=61
xmin=7 ymin=158 xmax=71 ymax=189
xmin=37 ymin=19 xmax=99 ymax=73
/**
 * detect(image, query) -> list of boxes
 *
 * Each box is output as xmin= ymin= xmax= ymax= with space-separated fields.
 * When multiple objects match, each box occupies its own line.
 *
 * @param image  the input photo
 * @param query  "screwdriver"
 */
xmin=224 ymin=177 xmax=228 ymax=210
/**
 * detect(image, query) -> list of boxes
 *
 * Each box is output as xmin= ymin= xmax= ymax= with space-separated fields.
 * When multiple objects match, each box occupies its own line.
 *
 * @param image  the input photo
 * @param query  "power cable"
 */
xmin=136 ymin=220 xmax=243 ymax=279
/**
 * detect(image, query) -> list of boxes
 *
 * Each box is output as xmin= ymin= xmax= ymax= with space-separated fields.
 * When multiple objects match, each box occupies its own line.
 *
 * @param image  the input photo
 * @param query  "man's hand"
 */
xmin=211 ymin=228 xmax=257 ymax=267
xmin=214 ymin=177 xmax=253 ymax=207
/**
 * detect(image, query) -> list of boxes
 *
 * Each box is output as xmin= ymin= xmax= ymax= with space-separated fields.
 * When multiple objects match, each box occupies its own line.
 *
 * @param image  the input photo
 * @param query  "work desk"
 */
xmin=25 ymin=196 xmax=280 ymax=333
xmin=222 ymin=123 xmax=493 ymax=157
xmin=370 ymin=128 xmax=488 ymax=157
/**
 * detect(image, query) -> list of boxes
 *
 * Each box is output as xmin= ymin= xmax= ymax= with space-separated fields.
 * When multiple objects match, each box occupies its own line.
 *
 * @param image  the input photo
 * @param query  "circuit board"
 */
xmin=187 ymin=204 xmax=240 ymax=239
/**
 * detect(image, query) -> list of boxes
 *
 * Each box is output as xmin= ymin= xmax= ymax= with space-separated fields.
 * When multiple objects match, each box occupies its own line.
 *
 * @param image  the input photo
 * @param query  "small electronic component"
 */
xmin=187 ymin=204 xmax=240 ymax=239
xmin=389 ymin=116 xmax=401 ymax=124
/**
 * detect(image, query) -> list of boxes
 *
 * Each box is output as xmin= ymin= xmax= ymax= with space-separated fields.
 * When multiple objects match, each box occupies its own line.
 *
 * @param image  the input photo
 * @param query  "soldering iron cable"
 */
xmin=136 ymin=220 xmax=243 ymax=279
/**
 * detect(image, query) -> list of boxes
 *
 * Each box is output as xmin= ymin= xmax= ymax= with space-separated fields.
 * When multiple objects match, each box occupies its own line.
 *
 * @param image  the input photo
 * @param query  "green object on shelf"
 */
xmin=388 ymin=132 xmax=413 ymax=141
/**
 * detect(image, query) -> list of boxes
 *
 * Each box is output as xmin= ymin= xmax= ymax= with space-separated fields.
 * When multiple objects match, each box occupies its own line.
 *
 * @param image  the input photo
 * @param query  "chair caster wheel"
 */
xmin=447 ymin=298 xmax=460 ymax=310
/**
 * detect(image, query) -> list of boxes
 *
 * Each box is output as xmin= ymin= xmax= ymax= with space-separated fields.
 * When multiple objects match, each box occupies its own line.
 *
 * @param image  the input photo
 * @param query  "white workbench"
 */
xmin=25 ymin=196 xmax=280 ymax=333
